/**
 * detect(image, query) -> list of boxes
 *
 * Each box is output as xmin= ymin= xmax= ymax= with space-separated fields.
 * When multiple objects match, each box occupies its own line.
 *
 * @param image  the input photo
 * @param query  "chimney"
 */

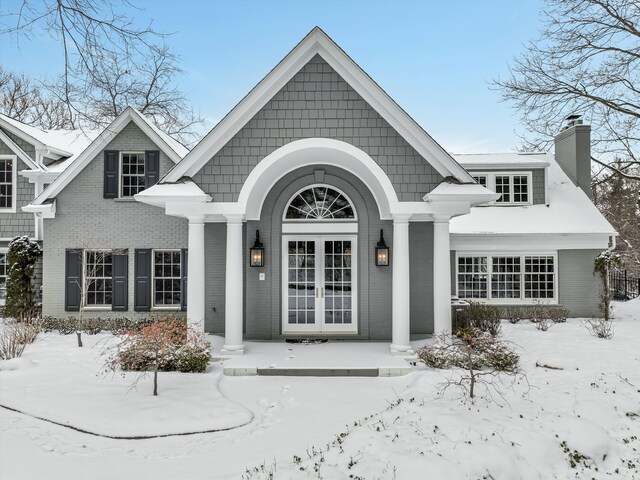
xmin=554 ymin=115 xmax=592 ymax=198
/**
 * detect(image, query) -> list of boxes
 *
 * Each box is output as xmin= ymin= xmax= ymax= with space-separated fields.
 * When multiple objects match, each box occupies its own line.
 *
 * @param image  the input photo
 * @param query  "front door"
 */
xmin=282 ymin=235 xmax=357 ymax=334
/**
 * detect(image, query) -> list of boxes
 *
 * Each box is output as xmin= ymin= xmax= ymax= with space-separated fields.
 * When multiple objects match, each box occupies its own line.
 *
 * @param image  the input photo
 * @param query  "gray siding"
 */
xmin=558 ymin=249 xmax=601 ymax=317
xmin=193 ymin=54 xmax=443 ymax=203
xmin=467 ymin=168 xmax=546 ymax=205
xmin=0 ymin=128 xmax=36 ymax=159
xmin=42 ymin=121 xmax=187 ymax=318
xmin=409 ymin=223 xmax=434 ymax=334
xmin=0 ymin=136 xmax=36 ymax=239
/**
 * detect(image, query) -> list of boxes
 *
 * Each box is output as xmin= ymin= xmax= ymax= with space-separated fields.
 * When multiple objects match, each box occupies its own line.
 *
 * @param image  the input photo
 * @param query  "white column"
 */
xmin=433 ymin=215 xmax=452 ymax=334
xmin=390 ymin=214 xmax=413 ymax=355
xmin=187 ymin=216 xmax=206 ymax=331
xmin=221 ymin=215 xmax=245 ymax=354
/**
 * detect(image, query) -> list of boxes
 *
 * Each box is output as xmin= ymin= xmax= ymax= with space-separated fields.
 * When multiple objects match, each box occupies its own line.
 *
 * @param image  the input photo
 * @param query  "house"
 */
xmin=21 ymin=27 xmax=615 ymax=356
xmin=0 ymin=113 xmax=98 ymax=304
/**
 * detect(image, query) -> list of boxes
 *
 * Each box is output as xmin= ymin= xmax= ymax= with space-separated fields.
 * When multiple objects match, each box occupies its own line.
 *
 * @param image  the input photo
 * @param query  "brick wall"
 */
xmin=42 ymin=121 xmax=188 ymax=318
xmin=193 ymin=54 xmax=443 ymax=202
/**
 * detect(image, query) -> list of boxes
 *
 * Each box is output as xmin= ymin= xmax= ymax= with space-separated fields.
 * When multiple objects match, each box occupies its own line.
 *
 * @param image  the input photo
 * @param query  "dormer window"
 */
xmin=471 ymin=172 xmax=532 ymax=206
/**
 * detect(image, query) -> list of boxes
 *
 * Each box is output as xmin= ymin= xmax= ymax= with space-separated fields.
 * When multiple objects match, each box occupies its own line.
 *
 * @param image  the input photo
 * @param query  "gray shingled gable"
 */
xmin=193 ymin=54 xmax=443 ymax=202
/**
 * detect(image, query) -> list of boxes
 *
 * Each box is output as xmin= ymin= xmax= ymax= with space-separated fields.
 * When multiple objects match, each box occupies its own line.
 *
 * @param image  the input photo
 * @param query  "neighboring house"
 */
xmin=23 ymin=28 xmax=616 ymax=356
xmin=0 ymin=113 xmax=98 ymax=305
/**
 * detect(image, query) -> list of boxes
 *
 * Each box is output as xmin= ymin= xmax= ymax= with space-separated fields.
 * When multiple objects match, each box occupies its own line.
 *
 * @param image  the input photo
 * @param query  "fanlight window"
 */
xmin=285 ymin=186 xmax=355 ymax=220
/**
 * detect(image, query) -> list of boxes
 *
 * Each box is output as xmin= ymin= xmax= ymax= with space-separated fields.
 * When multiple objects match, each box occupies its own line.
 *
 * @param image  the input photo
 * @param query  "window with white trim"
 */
xmin=0 ymin=156 xmax=16 ymax=211
xmin=285 ymin=185 xmax=356 ymax=220
xmin=0 ymin=251 xmax=8 ymax=304
xmin=468 ymin=172 xmax=532 ymax=205
xmin=473 ymin=175 xmax=487 ymax=188
xmin=153 ymin=250 xmax=181 ymax=307
xmin=120 ymin=152 xmax=145 ymax=197
xmin=85 ymin=250 xmax=113 ymax=307
xmin=457 ymin=254 xmax=556 ymax=302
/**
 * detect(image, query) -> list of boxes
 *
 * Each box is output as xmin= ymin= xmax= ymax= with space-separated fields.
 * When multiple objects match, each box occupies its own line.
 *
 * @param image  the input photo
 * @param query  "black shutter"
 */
xmin=104 ymin=150 xmax=119 ymax=198
xmin=112 ymin=250 xmax=128 ymax=311
xmin=134 ymin=249 xmax=151 ymax=311
xmin=144 ymin=150 xmax=160 ymax=189
xmin=181 ymin=248 xmax=188 ymax=311
xmin=65 ymin=249 xmax=82 ymax=311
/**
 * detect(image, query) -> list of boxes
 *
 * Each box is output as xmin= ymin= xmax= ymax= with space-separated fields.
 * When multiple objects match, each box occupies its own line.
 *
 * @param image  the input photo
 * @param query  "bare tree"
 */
xmin=0 ymin=67 xmax=73 ymax=128
xmin=493 ymin=0 xmax=640 ymax=180
xmin=1 ymin=1 xmax=204 ymax=145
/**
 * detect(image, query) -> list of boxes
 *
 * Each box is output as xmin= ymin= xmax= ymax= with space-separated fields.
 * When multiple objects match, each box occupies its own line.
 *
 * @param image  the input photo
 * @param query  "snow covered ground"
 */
xmin=1 ymin=300 xmax=639 ymax=479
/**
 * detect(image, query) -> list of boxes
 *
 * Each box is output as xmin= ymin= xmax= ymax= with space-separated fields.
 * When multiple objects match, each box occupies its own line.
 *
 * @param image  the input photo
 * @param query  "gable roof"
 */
xmin=29 ymin=107 xmax=189 ymax=206
xmin=0 ymin=113 xmax=100 ymax=171
xmin=162 ymin=27 xmax=474 ymax=184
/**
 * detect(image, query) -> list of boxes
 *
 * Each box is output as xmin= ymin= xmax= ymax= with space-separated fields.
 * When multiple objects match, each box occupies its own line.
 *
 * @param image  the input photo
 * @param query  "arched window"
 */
xmin=284 ymin=185 xmax=356 ymax=220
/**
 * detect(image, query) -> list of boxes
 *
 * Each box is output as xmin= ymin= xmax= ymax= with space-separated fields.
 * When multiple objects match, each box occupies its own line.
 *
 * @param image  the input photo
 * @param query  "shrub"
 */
xmin=502 ymin=306 xmax=524 ymax=324
xmin=0 ymin=321 xmax=42 ymax=359
xmin=105 ymin=318 xmax=211 ymax=395
xmin=536 ymin=317 xmax=553 ymax=331
xmin=456 ymin=303 xmax=502 ymax=336
xmin=584 ymin=318 xmax=614 ymax=339
xmin=418 ymin=329 xmax=519 ymax=373
xmin=4 ymin=236 xmax=42 ymax=322
xmin=549 ymin=308 xmax=570 ymax=323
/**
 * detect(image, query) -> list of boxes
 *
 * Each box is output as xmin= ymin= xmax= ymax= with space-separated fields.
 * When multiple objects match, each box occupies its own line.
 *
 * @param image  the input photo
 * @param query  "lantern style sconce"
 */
xmin=250 ymin=230 xmax=264 ymax=267
xmin=375 ymin=229 xmax=389 ymax=266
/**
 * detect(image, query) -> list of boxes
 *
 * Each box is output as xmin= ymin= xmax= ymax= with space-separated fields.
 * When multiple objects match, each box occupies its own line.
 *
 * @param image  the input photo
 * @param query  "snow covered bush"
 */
xmin=594 ymin=251 xmax=623 ymax=322
xmin=105 ymin=318 xmax=211 ymax=396
xmin=456 ymin=303 xmax=502 ymax=336
xmin=584 ymin=318 xmax=615 ymax=339
xmin=418 ymin=329 xmax=520 ymax=399
xmin=3 ymin=236 xmax=42 ymax=321
xmin=536 ymin=317 xmax=553 ymax=331
xmin=502 ymin=306 xmax=524 ymax=324
xmin=549 ymin=307 xmax=570 ymax=323
xmin=0 ymin=320 xmax=42 ymax=359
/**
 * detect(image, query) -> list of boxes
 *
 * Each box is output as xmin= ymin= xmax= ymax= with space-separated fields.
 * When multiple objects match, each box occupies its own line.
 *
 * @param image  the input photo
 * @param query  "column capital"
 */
xmin=392 ymin=213 xmax=412 ymax=224
xmin=433 ymin=214 xmax=451 ymax=224
xmin=188 ymin=215 xmax=205 ymax=224
xmin=224 ymin=213 xmax=245 ymax=224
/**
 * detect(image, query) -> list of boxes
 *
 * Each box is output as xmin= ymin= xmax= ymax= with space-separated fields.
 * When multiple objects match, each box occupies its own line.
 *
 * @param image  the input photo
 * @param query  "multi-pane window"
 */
xmin=120 ymin=152 xmax=146 ymax=197
xmin=0 ymin=157 xmax=14 ymax=210
xmin=457 ymin=257 xmax=488 ymax=299
xmin=473 ymin=175 xmax=487 ymax=188
xmin=491 ymin=257 xmax=521 ymax=299
xmin=0 ymin=252 xmax=8 ymax=303
xmin=494 ymin=174 xmax=529 ymax=204
xmin=85 ymin=251 xmax=113 ymax=307
xmin=287 ymin=241 xmax=316 ymax=324
xmin=524 ymin=256 xmax=555 ymax=299
xmin=458 ymin=254 xmax=556 ymax=302
xmin=153 ymin=250 xmax=182 ymax=307
xmin=285 ymin=186 xmax=355 ymax=220
xmin=324 ymin=240 xmax=353 ymax=325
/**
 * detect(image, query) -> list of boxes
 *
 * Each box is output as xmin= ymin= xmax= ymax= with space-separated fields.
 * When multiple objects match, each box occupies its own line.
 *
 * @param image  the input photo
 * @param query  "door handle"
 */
xmin=321 ymin=287 xmax=324 ymax=298
xmin=316 ymin=287 xmax=319 ymax=298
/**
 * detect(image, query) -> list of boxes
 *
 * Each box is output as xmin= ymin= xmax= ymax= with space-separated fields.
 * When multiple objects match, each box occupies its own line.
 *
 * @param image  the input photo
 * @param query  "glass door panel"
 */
xmin=324 ymin=240 xmax=353 ymax=326
xmin=286 ymin=240 xmax=316 ymax=328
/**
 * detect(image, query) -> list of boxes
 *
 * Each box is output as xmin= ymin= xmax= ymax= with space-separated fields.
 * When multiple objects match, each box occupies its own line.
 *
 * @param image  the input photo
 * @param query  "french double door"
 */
xmin=282 ymin=235 xmax=357 ymax=333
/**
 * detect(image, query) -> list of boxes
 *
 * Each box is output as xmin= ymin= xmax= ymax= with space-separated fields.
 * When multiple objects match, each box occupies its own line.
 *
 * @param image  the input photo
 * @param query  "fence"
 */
xmin=609 ymin=270 xmax=640 ymax=301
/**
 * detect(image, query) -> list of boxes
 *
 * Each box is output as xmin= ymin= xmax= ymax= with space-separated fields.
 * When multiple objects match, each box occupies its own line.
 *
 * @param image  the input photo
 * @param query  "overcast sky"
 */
xmin=1 ymin=0 xmax=546 ymax=153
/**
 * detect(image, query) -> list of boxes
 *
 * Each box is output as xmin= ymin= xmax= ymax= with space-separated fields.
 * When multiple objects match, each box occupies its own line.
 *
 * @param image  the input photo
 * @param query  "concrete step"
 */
xmin=222 ymin=366 xmax=412 ymax=377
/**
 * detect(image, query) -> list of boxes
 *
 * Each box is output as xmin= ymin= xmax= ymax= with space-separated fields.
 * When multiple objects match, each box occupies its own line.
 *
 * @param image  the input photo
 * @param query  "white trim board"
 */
xmin=451 ymin=233 xmax=613 ymax=251
xmin=0 ymin=129 xmax=42 ymax=171
xmin=162 ymin=27 xmax=474 ymax=184
xmin=30 ymin=107 xmax=187 ymax=207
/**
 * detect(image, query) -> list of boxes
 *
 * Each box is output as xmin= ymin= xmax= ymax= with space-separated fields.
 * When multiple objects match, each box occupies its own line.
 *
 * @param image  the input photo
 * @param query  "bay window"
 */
xmin=457 ymin=254 xmax=556 ymax=302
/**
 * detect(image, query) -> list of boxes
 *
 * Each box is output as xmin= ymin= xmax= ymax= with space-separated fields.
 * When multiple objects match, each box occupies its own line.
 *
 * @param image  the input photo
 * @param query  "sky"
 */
xmin=1 ymin=0 xmax=546 ymax=153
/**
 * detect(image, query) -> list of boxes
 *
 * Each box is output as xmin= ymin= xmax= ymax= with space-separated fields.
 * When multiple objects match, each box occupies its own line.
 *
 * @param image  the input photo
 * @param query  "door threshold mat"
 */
xmin=284 ymin=339 xmax=329 ymax=345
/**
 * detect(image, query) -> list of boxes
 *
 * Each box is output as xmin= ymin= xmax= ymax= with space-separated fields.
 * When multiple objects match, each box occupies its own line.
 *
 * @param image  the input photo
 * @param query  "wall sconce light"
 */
xmin=375 ymin=229 xmax=389 ymax=266
xmin=250 ymin=230 xmax=264 ymax=267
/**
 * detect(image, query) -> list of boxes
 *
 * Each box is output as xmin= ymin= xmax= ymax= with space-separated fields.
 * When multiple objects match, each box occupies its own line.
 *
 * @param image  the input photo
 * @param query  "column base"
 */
xmin=221 ymin=344 xmax=245 ymax=355
xmin=389 ymin=344 xmax=415 ymax=356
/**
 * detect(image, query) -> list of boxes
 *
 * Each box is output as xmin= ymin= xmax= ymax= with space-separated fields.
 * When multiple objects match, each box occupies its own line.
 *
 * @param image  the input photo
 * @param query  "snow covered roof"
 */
xmin=454 ymin=152 xmax=551 ymax=169
xmin=29 ymin=107 xmax=190 ymax=206
xmin=0 ymin=113 xmax=100 ymax=172
xmin=134 ymin=179 xmax=211 ymax=208
xmin=450 ymin=153 xmax=616 ymax=236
